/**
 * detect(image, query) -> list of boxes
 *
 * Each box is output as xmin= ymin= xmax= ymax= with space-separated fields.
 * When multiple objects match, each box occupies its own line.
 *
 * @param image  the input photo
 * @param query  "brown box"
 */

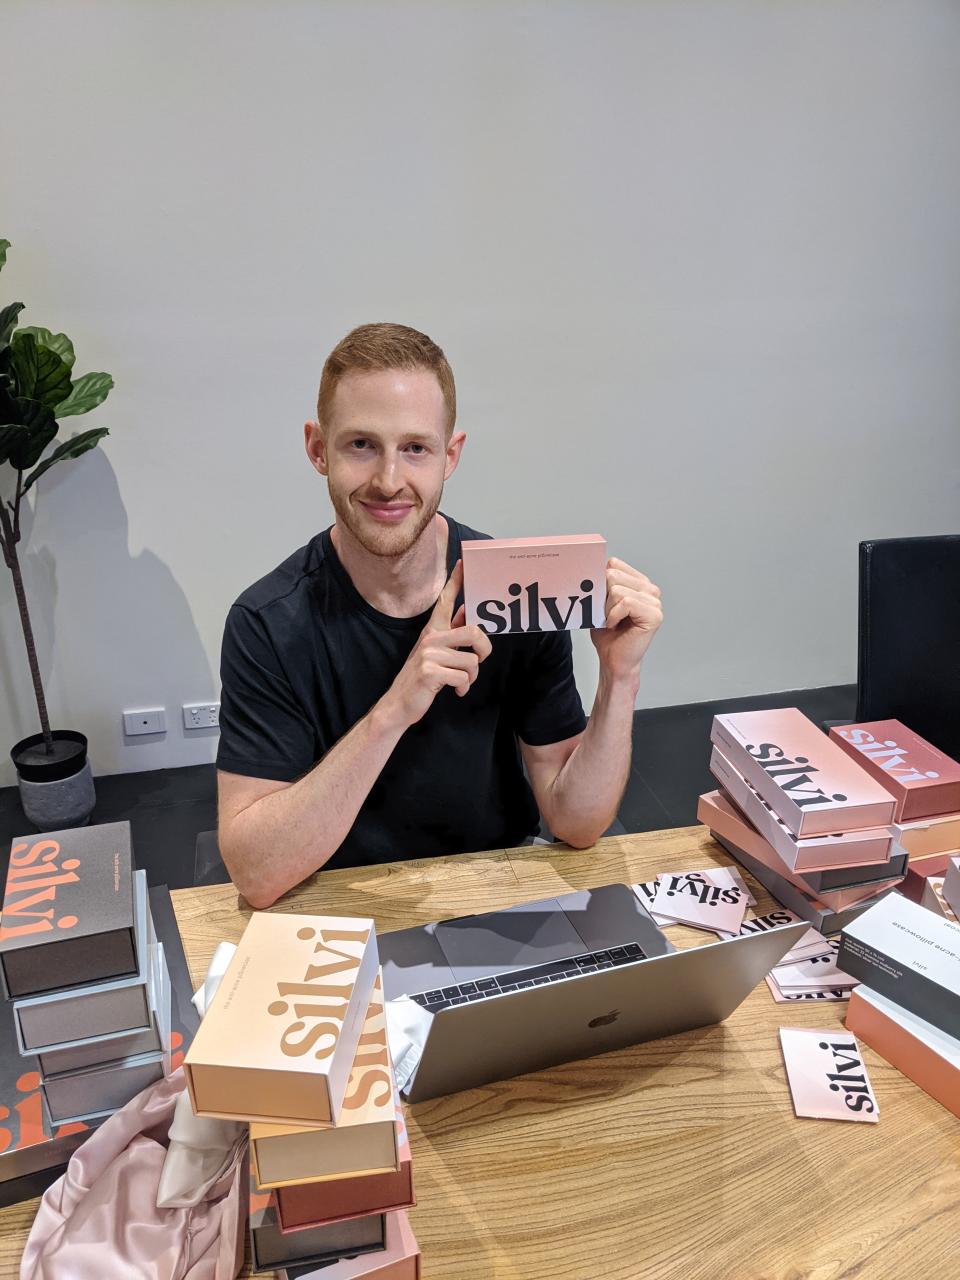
xmin=0 ymin=822 xmax=137 ymax=999
xmin=900 ymin=851 xmax=960 ymax=903
xmin=249 ymin=1163 xmax=385 ymax=1273
xmin=251 ymin=974 xmax=398 ymax=1189
xmin=184 ymin=912 xmax=378 ymax=1125
xmin=277 ymin=1111 xmax=414 ymax=1233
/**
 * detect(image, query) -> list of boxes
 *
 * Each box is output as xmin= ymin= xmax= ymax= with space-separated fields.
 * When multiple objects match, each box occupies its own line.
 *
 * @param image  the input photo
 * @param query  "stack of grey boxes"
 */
xmin=0 ymin=821 xmax=172 ymax=1126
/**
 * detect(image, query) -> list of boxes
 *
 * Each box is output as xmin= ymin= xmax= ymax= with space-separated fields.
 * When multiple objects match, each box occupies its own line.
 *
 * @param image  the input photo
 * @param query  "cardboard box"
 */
xmin=277 ymin=1116 xmax=414 ymax=1233
xmin=892 ymin=811 xmax=960 ymax=858
xmin=249 ymin=1165 xmax=385 ymax=1273
xmin=252 ymin=976 xmax=398 ymax=1189
xmin=709 ymin=747 xmax=894 ymax=871
xmin=283 ymin=1210 xmax=420 ymax=1280
xmin=184 ymin=912 xmax=378 ymax=1125
xmin=36 ymin=929 xmax=170 ymax=1076
xmin=900 ymin=851 xmax=959 ymax=903
xmin=710 ymin=834 xmax=892 ymax=936
xmin=0 ymin=821 xmax=137 ymax=1000
xmin=846 ymin=985 xmax=960 ymax=1119
xmin=830 ymin=721 xmax=960 ymax=821
xmin=711 ymin=709 xmax=897 ymax=836
xmin=698 ymin=792 xmax=903 ymax=912
xmin=461 ymin=534 xmax=607 ymax=635
xmin=12 ymin=870 xmax=154 ymax=1054
xmin=838 ymin=893 xmax=960 ymax=1038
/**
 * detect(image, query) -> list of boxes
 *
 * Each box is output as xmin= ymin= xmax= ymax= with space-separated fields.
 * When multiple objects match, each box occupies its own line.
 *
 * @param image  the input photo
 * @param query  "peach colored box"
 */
xmin=251 ymin=974 xmax=398 ymax=1189
xmin=711 ymin=709 xmax=897 ymax=836
xmin=462 ymin=535 xmax=607 ymax=635
xmin=696 ymin=791 xmax=901 ymax=913
xmin=846 ymin=987 xmax=960 ymax=1121
xmin=893 ymin=812 xmax=960 ymax=858
xmin=829 ymin=721 xmax=960 ymax=821
xmin=184 ymin=911 xmax=378 ymax=1125
xmin=709 ymin=747 xmax=894 ymax=872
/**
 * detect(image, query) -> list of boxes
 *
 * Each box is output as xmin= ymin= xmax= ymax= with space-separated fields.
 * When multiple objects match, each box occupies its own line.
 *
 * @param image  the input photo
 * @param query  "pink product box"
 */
xmin=709 ymin=747 xmax=893 ymax=872
xmin=461 ymin=535 xmax=607 ymax=635
xmin=696 ymin=791 xmax=900 ymax=913
xmin=829 ymin=721 xmax=960 ymax=822
xmin=711 ymin=709 xmax=897 ymax=837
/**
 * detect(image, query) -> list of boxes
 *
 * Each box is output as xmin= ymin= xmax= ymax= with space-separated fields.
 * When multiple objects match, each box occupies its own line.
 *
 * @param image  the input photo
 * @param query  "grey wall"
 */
xmin=2 ymin=0 xmax=959 ymax=787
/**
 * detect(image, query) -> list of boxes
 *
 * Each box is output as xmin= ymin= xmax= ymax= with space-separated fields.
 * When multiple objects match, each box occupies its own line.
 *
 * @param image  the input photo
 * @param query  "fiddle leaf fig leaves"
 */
xmin=22 ymin=427 xmax=109 ymax=493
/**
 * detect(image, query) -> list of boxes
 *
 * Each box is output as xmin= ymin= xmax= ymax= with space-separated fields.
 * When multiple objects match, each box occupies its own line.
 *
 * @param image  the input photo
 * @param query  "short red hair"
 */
xmin=317 ymin=323 xmax=456 ymax=436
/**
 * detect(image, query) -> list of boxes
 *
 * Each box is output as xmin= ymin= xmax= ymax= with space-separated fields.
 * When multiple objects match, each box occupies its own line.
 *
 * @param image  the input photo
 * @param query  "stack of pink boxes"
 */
xmin=698 ymin=708 xmax=906 ymax=935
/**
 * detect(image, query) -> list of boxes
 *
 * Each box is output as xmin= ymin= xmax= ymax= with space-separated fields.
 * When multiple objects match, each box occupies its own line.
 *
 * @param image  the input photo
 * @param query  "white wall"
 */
xmin=2 ymin=0 xmax=959 ymax=787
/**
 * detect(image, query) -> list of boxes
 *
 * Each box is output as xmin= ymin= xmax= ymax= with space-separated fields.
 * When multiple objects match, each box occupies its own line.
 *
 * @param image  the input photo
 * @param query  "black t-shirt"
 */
xmin=216 ymin=514 xmax=587 ymax=869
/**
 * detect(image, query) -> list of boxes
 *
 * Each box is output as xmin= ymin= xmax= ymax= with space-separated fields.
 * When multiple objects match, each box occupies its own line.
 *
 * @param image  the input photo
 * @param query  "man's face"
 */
xmin=307 ymin=367 xmax=464 ymax=558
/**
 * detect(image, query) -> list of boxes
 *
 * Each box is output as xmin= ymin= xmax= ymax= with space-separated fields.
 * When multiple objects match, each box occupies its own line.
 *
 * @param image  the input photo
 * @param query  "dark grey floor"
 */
xmin=0 ymin=683 xmax=856 ymax=891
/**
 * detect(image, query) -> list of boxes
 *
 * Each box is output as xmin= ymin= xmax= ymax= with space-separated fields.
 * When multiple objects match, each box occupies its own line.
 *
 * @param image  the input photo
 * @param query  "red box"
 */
xmin=900 ymin=851 xmax=960 ymax=903
xmin=830 ymin=721 xmax=960 ymax=821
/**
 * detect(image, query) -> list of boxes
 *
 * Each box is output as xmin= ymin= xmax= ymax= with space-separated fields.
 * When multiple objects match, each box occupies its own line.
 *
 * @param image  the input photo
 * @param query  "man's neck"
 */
xmin=330 ymin=514 xmax=450 ymax=618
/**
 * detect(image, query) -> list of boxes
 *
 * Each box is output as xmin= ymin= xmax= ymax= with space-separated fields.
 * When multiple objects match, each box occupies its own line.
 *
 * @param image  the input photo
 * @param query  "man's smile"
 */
xmin=357 ymin=500 xmax=416 ymax=523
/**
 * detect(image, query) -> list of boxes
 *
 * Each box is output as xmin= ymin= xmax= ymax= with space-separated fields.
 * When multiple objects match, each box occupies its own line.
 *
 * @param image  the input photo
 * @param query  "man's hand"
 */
xmin=379 ymin=560 xmax=492 ymax=731
xmin=591 ymin=557 xmax=663 ymax=685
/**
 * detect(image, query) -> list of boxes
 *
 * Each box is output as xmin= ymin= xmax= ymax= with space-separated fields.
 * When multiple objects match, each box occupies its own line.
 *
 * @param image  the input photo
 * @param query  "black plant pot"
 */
xmin=11 ymin=730 xmax=96 ymax=830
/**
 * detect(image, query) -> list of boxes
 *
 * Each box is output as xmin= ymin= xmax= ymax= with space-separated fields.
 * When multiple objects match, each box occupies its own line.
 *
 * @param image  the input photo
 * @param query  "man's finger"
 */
xmin=427 ymin=559 xmax=463 ymax=631
xmin=451 ymin=604 xmax=466 ymax=629
xmin=437 ymin=623 xmax=493 ymax=662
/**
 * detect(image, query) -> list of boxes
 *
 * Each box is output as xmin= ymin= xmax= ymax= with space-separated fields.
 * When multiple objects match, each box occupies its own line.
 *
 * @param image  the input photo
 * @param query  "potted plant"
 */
xmin=0 ymin=238 xmax=112 ymax=828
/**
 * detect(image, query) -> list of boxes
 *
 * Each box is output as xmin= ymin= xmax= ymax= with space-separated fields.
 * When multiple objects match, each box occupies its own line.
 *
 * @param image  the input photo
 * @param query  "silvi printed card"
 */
xmin=779 ymin=1027 xmax=878 ymax=1122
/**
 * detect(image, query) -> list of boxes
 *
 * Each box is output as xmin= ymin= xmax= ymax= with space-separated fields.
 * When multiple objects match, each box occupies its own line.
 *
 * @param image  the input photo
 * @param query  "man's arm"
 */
xmin=521 ymin=558 xmax=662 ymax=848
xmin=218 ymin=562 xmax=491 ymax=908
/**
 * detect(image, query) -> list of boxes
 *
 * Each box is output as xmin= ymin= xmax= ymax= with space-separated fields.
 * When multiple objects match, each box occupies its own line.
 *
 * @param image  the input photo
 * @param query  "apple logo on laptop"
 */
xmin=588 ymin=1010 xmax=619 ymax=1029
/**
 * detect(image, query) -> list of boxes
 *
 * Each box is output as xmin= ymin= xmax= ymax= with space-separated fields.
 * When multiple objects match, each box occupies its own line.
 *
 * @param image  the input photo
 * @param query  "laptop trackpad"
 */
xmin=436 ymin=897 xmax=583 ymax=982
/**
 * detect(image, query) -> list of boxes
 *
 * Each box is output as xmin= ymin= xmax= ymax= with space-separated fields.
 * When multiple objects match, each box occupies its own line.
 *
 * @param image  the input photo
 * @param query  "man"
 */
xmin=216 ymin=323 xmax=662 ymax=907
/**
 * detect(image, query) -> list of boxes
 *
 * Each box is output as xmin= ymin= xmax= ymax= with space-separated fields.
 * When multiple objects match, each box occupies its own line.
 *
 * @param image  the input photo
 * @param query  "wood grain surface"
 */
xmin=1 ymin=827 xmax=957 ymax=1279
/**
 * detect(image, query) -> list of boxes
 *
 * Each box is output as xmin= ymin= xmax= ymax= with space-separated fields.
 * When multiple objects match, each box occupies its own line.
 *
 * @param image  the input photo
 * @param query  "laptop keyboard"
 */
xmin=409 ymin=943 xmax=646 ymax=1012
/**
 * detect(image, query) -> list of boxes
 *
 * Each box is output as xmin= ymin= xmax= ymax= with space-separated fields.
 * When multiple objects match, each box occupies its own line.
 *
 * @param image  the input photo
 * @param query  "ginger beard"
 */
xmin=326 ymin=473 xmax=443 ymax=559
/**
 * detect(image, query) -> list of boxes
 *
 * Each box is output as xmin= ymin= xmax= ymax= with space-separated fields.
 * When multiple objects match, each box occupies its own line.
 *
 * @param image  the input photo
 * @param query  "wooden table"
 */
xmin=1 ymin=826 xmax=958 ymax=1278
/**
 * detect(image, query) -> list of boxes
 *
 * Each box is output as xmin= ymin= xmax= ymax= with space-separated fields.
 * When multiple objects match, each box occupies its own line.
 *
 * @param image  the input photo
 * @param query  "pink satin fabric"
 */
xmin=21 ymin=1069 xmax=246 ymax=1280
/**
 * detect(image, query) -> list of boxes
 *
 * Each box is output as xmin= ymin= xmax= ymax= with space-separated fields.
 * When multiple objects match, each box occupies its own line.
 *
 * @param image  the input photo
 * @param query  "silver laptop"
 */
xmin=379 ymin=883 xmax=806 ymax=1102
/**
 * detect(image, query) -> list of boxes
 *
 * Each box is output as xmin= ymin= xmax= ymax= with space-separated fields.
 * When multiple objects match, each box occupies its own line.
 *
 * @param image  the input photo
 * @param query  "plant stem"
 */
xmin=0 ymin=499 xmax=53 ymax=751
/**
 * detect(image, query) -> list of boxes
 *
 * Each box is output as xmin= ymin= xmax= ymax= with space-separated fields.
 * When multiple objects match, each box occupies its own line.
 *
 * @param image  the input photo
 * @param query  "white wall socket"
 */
xmin=183 ymin=702 xmax=220 ymax=730
xmin=123 ymin=707 xmax=166 ymax=736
